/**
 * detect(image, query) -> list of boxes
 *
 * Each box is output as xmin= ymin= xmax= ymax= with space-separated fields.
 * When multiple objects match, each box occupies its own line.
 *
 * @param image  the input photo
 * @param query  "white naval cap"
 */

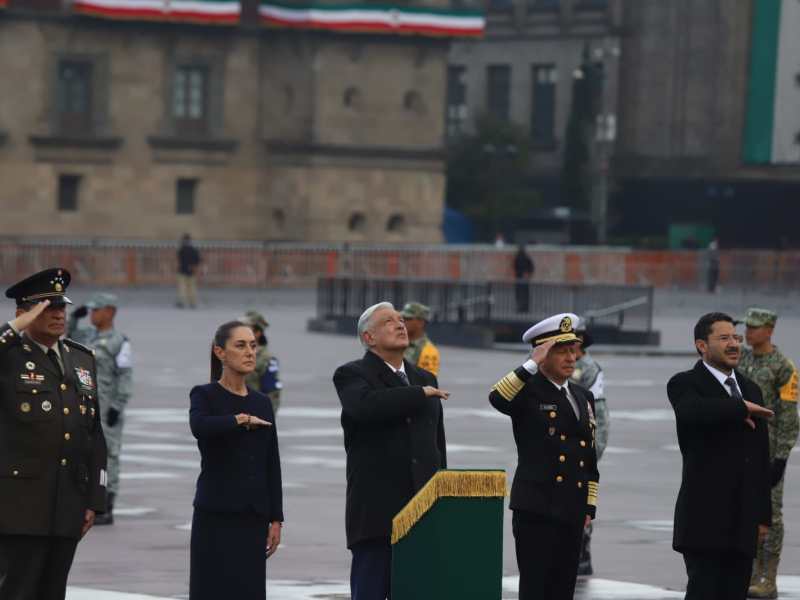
xmin=522 ymin=312 xmax=581 ymax=346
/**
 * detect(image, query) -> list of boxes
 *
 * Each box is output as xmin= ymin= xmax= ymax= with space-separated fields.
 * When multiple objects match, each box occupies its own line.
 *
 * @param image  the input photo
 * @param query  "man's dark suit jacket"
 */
xmin=333 ymin=350 xmax=447 ymax=548
xmin=489 ymin=368 xmax=599 ymax=524
xmin=667 ymin=361 xmax=771 ymax=558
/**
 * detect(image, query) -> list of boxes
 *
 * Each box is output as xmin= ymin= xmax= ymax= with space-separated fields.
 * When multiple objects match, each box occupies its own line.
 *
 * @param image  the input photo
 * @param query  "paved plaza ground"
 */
xmin=55 ymin=285 xmax=800 ymax=599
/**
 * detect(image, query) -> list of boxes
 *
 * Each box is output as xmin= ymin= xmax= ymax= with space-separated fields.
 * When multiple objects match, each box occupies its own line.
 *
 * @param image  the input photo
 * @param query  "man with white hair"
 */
xmin=333 ymin=301 xmax=449 ymax=600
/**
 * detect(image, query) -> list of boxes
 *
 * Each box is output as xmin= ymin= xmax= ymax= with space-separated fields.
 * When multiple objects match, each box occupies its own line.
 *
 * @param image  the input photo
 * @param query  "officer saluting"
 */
xmin=489 ymin=313 xmax=599 ymax=600
xmin=0 ymin=269 xmax=107 ymax=600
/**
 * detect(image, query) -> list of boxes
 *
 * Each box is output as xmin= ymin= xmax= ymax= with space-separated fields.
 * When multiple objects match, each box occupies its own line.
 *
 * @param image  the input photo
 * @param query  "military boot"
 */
xmin=748 ymin=553 xmax=779 ymax=599
xmin=95 ymin=492 xmax=115 ymax=526
xmin=748 ymin=545 xmax=765 ymax=594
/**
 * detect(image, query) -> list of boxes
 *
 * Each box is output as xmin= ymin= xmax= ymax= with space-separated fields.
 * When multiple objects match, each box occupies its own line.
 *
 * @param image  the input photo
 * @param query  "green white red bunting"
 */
xmin=259 ymin=2 xmax=484 ymax=37
xmin=72 ymin=0 xmax=241 ymax=24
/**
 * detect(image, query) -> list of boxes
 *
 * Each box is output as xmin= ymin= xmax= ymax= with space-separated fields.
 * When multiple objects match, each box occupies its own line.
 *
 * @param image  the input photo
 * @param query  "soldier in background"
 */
xmin=401 ymin=302 xmax=440 ymax=376
xmin=68 ymin=292 xmax=133 ymax=525
xmin=738 ymin=308 xmax=799 ymax=599
xmin=241 ymin=310 xmax=282 ymax=415
xmin=571 ymin=320 xmax=609 ymax=576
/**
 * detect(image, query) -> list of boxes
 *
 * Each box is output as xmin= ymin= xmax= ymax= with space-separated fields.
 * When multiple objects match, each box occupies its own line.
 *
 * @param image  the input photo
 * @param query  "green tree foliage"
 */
xmin=446 ymin=115 xmax=540 ymax=241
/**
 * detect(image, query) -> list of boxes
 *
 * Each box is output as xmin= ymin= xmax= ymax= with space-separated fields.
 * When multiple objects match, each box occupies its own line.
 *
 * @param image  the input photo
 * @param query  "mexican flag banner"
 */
xmin=259 ymin=2 xmax=484 ymax=37
xmin=743 ymin=0 xmax=800 ymax=164
xmin=73 ymin=0 xmax=241 ymax=24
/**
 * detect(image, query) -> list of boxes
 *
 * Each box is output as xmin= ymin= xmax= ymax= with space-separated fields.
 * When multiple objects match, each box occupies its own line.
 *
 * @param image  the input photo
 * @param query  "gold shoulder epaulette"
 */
xmin=492 ymin=371 xmax=525 ymax=401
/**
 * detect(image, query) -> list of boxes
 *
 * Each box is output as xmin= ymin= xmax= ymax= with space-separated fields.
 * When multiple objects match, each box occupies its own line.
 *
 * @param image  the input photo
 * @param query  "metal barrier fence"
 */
xmin=317 ymin=277 xmax=655 ymax=334
xmin=1 ymin=238 xmax=799 ymax=291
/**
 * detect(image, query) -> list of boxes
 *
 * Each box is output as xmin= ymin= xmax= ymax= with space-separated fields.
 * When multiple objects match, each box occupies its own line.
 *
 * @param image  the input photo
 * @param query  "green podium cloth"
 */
xmin=391 ymin=469 xmax=506 ymax=600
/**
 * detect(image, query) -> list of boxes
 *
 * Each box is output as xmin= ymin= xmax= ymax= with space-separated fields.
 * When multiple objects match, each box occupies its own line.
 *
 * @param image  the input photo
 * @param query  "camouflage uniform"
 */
xmin=401 ymin=302 xmax=441 ymax=376
xmin=739 ymin=308 xmax=799 ymax=599
xmin=241 ymin=310 xmax=282 ymax=415
xmin=67 ymin=293 xmax=133 ymax=506
xmin=572 ymin=353 xmax=608 ymax=460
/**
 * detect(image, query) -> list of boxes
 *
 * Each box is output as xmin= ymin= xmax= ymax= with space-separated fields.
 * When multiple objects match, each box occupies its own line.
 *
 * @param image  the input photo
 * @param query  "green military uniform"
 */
xmin=401 ymin=302 xmax=440 ymax=376
xmin=67 ymin=292 xmax=133 ymax=524
xmin=0 ymin=268 xmax=107 ymax=600
xmin=241 ymin=310 xmax=282 ymax=415
xmin=739 ymin=308 xmax=799 ymax=599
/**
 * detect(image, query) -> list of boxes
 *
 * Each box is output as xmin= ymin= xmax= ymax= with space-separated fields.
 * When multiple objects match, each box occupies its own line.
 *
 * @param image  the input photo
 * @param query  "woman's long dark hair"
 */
xmin=210 ymin=320 xmax=248 ymax=382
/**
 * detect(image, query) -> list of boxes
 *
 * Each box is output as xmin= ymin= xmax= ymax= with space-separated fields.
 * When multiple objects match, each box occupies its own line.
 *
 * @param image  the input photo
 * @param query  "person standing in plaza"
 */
xmin=189 ymin=320 xmax=283 ymax=600
xmin=241 ymin=310 xmax=283 ymax=416
xmin=513 ymin=243 xmax=534 ymax=314
xmin=571 ymin=320 xmax=608 ymax=576
xmin=737 ymin=308 xmax=799 ymax=599
xmin=333 ymin=302 xmax=448 ymax=600
xmin=68 ymin=292 xmax=133 ymax=525
xmin=667 ymin=312 xmax=773 ymax=600
xmin=401 ymin=301 xmax=440 ymax=376
xmin=488 ymin=313 xmax=599 ymax=600
xmin=177 ymin=233 xmax=201 ymax=309
xmin=0 ymin=268 xmax=107 ymax=600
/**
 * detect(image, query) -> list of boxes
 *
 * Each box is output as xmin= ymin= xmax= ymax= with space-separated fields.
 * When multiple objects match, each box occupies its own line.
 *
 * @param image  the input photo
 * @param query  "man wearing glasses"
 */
xmin=667 ymin=312 xmax=774 ymax=600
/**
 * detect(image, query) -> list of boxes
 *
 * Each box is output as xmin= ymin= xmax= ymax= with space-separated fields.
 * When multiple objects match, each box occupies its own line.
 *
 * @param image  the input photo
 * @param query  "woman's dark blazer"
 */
xmin=667 ymin=361 xmax=771 ymax=558
xmin=189 ymin=383 xmax=283 ymax=523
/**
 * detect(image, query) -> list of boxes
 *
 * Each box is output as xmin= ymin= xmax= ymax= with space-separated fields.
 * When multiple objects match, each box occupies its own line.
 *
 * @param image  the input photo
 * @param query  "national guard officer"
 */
xmin=240 ymin=310 xmax=282 ymax=415
xmin=738 ymin=308 xmax=799 ymax=599
xmin=571 ymin=320 xmax=608 ymax=576
xmin=0 ymin=268 xmax=107 ymax=600
xmin=489 ymin=313 xmax=599 ymax=600
xmin=401 ymin=302 xmax=440 ymax=376
xmin=68 ymin=292 xmax=133 ymax=525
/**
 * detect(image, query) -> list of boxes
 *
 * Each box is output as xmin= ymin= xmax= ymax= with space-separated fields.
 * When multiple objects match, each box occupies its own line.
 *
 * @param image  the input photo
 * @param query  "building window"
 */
xmin=176 ymin=178 xmax=197 ymax=215
xmin=57 ymin=61 xmax=93 ymax=135
xmin=529 ymin=0 xmax=559 ymax=11
xmin=386 ymin=214 xmax=406 ymax=233
xmin=403 ymin=90 xmax=425 ymax=115
xmin=57 ymin=175 xmax=81 ymax=212
xmin=487 ymin=65 xmax=511 ymax=123
xmin=273 ymin=208 xmax=286 ymax=230
xmin=575 ymin=0 xmax=607 ymax=9
xmin=446 ymin=66 xmax=468 ymax=140
xmin=343 ymin=86 xmax=363 ymax=109
xmin=173 ymin=65 xmax=209 ymax=136
xmin=531 ymin=64 xmax=557 ymax=146
xmin=487 ymin=0 xmax=513 ymax=12
xmin=348 ymin=212 xmax=366 ymax=232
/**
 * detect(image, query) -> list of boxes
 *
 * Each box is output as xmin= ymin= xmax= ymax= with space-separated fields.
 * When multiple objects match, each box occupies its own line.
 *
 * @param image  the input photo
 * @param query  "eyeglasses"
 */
xmin=709 ymin=334 xmax=744 ymax=344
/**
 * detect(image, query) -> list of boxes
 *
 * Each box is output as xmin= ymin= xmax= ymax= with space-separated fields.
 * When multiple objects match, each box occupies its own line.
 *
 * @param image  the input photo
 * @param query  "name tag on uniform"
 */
xmin=539 ymin=404 xmax=558 ymax=411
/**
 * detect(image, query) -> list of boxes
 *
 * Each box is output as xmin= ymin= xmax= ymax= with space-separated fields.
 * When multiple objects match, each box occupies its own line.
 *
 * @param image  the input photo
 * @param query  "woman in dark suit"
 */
xmin=189 ymin=320 xmax=283 ymax=600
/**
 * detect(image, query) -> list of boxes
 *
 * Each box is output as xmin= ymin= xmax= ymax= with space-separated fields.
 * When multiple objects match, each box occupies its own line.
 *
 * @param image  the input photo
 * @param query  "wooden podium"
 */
xmin=390 ymin=470 xmax=507 ymax=600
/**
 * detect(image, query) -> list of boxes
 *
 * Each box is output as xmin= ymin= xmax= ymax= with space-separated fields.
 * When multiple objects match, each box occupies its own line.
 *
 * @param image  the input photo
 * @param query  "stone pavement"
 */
xmin=53 ymin=285 xmax=800 ymax=599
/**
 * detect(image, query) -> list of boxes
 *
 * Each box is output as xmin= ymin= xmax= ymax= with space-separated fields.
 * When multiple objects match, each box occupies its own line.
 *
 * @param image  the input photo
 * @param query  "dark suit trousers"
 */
xmin=512 ymin=510 xmax=583 ymax=600
xmin=350 ymin=538 xmax=392 ymax=600
xmin=682 ymin=550 xmax=752 ymax=600
xmin=0 ymin=535 xmax=78 ymax=600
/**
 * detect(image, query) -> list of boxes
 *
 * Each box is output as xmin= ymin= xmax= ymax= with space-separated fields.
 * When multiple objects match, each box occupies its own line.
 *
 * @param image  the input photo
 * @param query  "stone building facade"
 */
xmin=0 ymin=1 xmax=476 ymax=242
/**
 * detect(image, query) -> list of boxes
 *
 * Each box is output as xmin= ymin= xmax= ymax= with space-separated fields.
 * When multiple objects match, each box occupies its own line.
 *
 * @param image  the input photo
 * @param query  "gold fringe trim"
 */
xmin=391 ymin=470 xmax=507 ymax=544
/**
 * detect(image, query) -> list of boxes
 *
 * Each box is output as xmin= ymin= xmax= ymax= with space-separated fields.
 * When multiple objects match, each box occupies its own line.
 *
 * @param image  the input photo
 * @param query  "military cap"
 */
xmin=5 ymin=268 xmax=72 ymax=306
xmin=86 ymin=292 xmax=119 ymax=309
xmin=522 ymin=312 xmax=580 ymax=346
xmin=241 ymin=310 xmax=269 ymax=330
xmin=400 ymin=302 xmax=431 ymax=321
xmin=743 ymin=307 xmax=778 ymax=328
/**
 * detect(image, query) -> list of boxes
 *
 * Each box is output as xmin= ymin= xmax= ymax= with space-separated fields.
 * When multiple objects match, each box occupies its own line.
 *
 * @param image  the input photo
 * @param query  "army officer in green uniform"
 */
xmin=0 ymin=268 xmax=107 ymax=600
xmin=68 ymin=292 xmax=132 ymax=525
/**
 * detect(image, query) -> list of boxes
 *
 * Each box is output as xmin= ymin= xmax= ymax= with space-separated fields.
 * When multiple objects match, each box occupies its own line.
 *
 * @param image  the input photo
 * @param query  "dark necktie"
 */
xmin=47 ymin=348 xmax=63 ymax=377
xmin=397 ymin=371 xmax=410 ymax=386
xmin=725 ymin=377 xmax=743 ymax=401
xmin=560 ymin=386 xmax=579 ymax=419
